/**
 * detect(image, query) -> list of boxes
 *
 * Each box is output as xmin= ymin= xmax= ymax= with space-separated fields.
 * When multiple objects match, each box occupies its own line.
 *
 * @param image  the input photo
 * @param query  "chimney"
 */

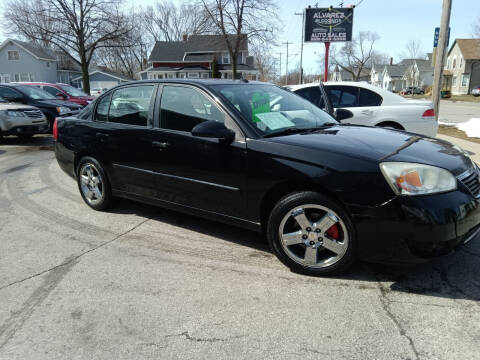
xmin=183 ymin=34 xmax=188 ymax=42
xmin=390 ymin=57 xmax=393 ymax=65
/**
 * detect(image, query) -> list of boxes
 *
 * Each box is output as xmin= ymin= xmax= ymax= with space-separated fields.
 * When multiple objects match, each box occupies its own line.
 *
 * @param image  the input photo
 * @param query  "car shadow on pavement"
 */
xmin=110 ymin=198 xmax=480 ymax=303
xmin=0 ymin=135 xmax=54 ymax=149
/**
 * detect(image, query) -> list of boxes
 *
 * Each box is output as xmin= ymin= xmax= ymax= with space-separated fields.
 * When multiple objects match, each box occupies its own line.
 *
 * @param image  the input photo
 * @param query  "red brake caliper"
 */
xmin=326 ymin=224 xmax=340 ymax=240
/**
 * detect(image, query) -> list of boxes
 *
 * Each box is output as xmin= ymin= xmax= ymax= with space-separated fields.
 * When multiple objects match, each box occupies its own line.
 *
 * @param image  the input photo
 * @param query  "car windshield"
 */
xmin=212 ymin=83 xmax=336 ymax=136
xmin=16 ymin=85 xmax=56 ymax=100
xmin=60 ymin=85 xmax=88 ymax=97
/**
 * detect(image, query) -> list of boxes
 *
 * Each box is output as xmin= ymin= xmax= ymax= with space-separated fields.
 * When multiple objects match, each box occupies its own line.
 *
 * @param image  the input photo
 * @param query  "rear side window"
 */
xmin=43 ymin=86 xmax=61 ymax=96
xmin=359 ymin=88 xmax=382 ymax=106
xmin=0 ymin=86 xmax=22 ymax=100
xmin=295 ymin=86 xmax=321 ymax=105
xmin=78 ymin=103 xmax=93 ymax=120
xmin=160 ymin=85 xmax=225 ymax=132
xmin=326 ymin=86 xmax=358 ymax=107
xmin=108 ymin=85 xmax=154 ymax=126
xmin=95 ymin=94 xmax=111 ymax=122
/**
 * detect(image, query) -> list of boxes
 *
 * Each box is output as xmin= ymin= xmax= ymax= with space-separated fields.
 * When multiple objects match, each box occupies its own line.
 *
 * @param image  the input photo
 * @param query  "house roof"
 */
xmin=450 ymin=39 xmax=480 ymax=60
xmin=384 ymin=64 xmax=409 ymax=78
xmin=149 ymin=34 xmax=248 ymax=62
xmin=183 ymin=53 xmax=215 ymax=62
xmin=0 ymin=38 xmax=56 ymax=61
xmin=414 ymin=59 xmax=433 ymax=72
xmin=72 ymin=67 xmax=133 ymax=81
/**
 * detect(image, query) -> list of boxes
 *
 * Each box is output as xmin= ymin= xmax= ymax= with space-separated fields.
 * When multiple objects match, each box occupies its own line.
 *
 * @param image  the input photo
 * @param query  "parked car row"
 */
xmin=472 ymin=85 xmax=480 ymax=97
xmin=0 ymin=82 xmax=86 ymax=140
xmin=400 ymin=86 xmax=425 ymax=95
xmin=54 ymin=79 xmax=479 ymax=276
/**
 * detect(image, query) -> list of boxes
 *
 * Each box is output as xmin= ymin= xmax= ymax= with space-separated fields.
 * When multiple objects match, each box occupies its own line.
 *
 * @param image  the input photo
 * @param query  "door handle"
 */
xmin=95 ymin=132 xmax=109 ymax=141
xmin=152 ymin=141 xmax=169 ymax=149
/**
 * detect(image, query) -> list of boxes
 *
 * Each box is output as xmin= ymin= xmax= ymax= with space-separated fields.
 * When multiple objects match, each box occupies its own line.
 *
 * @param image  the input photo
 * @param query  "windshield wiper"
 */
xmin=262 ymin=123 xmax=337 ymax=138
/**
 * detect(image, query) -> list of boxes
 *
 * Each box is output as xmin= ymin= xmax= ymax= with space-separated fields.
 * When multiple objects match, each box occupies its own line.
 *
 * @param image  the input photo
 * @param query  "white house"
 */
xmin=382 ymin=65 xmax=408 ymax=92
xmin=444 ymin=39 xmax=480 ymax=95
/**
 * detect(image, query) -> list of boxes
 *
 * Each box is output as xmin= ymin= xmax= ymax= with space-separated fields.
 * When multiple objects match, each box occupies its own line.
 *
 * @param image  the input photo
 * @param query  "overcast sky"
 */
xmin=1 ymin=0 xmax=479 ymax=75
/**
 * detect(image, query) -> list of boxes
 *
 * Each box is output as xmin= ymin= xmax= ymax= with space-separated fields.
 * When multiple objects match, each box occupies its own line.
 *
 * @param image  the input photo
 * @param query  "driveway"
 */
xmin=0 ymin=139 xmax=479 ymax=359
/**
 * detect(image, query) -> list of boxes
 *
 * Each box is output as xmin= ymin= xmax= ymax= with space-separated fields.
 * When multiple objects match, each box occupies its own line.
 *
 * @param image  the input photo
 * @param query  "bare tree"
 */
xmin=201 ymin=0 xmax=279 ymax=79
xmin=3 ymin=0 xmax=131 ymax=94
xmin=401 ymin=39 xmax=425 ymax=88
xmin=473 ymin=16 xmax=480 ymax=38
xmin=333 ymin=31 xmax=381 ymax=81
xmin=142 ymin=1 xmax=213 ymax=42
xmin=250 ymin=43 xmax=276 ymax=82
xmin=95 ymin=12 xmax=150 ymax=79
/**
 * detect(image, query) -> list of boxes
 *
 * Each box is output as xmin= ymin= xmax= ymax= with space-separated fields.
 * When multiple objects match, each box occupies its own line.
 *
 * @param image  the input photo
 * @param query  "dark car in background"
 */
xmin=401 ymin=86 xmax=425 ymax=95
xmin=24 ymin=82 xmax=95 ymax=107
xmin=54 ymin=79 xmax=480 ymax=276
xmin=0 ymin=84 xmax=82 ymax=129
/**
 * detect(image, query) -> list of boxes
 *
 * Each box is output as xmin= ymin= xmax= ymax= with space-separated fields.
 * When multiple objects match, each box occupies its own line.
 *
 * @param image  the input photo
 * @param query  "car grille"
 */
xmin=23 ymin=109 xmax=44 ymax=118
xmin=458 ymin=167 xmax=480 ymax=197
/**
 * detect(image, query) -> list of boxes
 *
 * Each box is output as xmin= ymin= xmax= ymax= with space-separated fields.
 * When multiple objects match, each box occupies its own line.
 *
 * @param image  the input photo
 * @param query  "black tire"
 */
xmin=377 ymin=122 xmax=403 ymax=130
xmin=76 ymin=157 xmax=113 ymax=211
xmin=267 ymin=191 xmax=356 ymax=276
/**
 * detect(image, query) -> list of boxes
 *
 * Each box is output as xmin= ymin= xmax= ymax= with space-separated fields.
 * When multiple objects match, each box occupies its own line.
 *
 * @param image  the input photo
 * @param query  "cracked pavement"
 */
xmin=0 ymin=137 xmax=479 ymax=359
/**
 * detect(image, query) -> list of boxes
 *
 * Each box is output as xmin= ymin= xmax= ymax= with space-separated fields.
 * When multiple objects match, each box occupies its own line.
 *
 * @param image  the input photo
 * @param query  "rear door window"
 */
xmin=359 ymin=88 xmax=382 ymax=106
xmin=108 ymin=85 xmax=154 ymax=126
xmin=295 ymin=86 xmax=321 ymax=106
xmin=326 ymin=86 xmax=359 ymax=107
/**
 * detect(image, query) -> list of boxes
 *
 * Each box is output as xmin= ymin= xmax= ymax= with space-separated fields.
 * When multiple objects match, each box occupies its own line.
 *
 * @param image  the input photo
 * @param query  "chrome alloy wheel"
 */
xmin=79 ymin=163 xmax=104 ymax=206
xmin=278 ymin=204 xmax=349 ymax=268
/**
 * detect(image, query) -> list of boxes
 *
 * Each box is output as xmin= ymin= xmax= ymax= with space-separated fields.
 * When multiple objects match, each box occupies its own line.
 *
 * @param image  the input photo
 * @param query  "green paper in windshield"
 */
xmin=251 ymin=92 xmax=270 ymax=122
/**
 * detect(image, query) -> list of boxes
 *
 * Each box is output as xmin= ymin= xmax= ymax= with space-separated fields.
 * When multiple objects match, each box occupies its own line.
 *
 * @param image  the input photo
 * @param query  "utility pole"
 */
xmin=432 ymin=0 xmax=452 ymax=122
xmin=278 ymin=52 xmax=283 ymax=84
xmin=283 ymin=41 xmax=292 ymax=85
xmin=295 ymin=11 xmax=305 ymax=84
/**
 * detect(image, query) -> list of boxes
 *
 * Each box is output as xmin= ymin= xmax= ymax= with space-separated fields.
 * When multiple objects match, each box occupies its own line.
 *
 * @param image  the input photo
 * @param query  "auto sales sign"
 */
xmin=304 ymin=7 xmax=354 ymax=42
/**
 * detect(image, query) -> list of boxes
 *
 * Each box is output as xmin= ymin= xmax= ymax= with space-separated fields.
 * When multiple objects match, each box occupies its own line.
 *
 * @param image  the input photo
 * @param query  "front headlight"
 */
xmin=380 ymin=162 xmax=457 ymax=195
xmin=56 ymin=106 xmax=70 ymax=114
xmin=6 ymin=111 xmax=25 ymax=117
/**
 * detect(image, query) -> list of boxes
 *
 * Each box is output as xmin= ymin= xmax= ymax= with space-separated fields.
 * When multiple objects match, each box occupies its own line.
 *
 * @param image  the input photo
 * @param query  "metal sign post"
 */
xmin=324 ymin=42 xmax=330 ymax=82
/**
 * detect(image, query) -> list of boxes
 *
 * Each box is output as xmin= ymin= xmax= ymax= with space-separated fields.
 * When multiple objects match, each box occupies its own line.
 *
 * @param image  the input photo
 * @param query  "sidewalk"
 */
xmin=437 ymin=134 xmax=480 ymax=163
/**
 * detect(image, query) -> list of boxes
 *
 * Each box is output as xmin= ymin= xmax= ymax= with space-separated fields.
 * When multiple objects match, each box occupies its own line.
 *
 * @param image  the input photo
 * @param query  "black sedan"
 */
xmin=54 ymin=79 xmax=480 ymax=276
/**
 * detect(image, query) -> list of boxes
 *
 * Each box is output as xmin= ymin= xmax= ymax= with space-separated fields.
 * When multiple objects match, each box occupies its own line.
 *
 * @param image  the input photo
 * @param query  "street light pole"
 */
xmin=432 ymin=0 xmax=452 ymax=122
xmin=283 ymin=41 xmax=292 ymax=85
xmin=295 ymin=11 xmax=305 ymax=84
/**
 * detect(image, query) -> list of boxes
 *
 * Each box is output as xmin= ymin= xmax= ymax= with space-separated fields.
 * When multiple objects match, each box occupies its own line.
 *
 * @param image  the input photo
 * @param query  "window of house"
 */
xmin=7 ymin=51 xmax=19 ymax=60
xmin=460 ymin=57 xmax=463 ymax=68
xmin=452 ymin=57 xmax=457 ymax=69
xmin=187 ymin=73 xmax=199 ymax=78
xmin=29 ymin=74 xmax=34 ymax=81
xmin=452 ymin=76 xmax=457 ymax=86
xmin=167 ymin=73 xmax=174 ymax=79
xmin=178 ymin=73 xmax=186 ymax=78
xmin=461 ymin=74 xmax=469 ymax=87
xmin=222 ymin=53 xmax=230 ymax=64
xmin=14 ymin=74 xmax=20 ymax=82
xmin=20 ymin=73 xmax=30 ymax=82
xmin=201 ymin=73 xmax=209 ymax=78
xmin=447 ymin=59 xmax=450 ymax=69
xmin=108 ymin=85 xmax=154 ymax=126
xmin=95 ymin=94 xmax=111 ymax=122
xmin=160 ymin=85 xmax=225 ymax=132
xmin=0 ymin=74 xmax=10 ymax=83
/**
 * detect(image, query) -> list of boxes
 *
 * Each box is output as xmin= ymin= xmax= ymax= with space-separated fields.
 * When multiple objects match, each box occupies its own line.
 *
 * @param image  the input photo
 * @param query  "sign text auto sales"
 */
xmin=304 ymin=7 xmax=354 ymax=42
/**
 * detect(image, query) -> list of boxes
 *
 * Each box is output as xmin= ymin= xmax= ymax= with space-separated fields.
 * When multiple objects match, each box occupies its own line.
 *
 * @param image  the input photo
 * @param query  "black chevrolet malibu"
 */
xmin=54 ymin=79 xmax=480 ymax=275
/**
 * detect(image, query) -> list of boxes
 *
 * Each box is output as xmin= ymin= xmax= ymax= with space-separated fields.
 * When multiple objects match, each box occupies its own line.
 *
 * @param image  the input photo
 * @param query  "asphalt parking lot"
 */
xmin=0 ymin=136 xmax=479 ymax=360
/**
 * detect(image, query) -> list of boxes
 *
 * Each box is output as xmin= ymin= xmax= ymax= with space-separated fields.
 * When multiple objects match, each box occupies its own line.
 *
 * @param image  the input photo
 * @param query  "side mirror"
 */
xmin=191 ymin=120 xmax=235 ymax=145
xmin=335 ymin=108 xmax=354 ymax=122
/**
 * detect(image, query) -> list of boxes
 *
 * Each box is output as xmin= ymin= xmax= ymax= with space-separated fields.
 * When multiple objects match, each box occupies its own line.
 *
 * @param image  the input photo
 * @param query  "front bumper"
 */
xmin=3 ymin=124 xmax=50 ymax=135
xmin=349 ymin=188 xmax=480 ymax=264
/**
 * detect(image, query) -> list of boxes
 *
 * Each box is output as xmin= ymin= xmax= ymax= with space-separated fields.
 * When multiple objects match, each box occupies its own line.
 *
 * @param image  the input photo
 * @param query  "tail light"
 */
xmin=53 ymin=118 xmax=58 ymax=140
xmin=422 ymin=109 xmax=435 ymax=117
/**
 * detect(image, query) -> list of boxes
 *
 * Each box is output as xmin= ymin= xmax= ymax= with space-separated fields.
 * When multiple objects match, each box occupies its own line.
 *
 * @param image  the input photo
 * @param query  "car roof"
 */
xmin=117 ymin=79 xmax=269 ymax=87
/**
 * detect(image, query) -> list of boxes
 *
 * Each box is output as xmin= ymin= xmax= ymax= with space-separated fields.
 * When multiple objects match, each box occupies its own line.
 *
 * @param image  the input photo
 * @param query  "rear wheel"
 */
xmin=77 ymin=157 xmax=112 ymax=210
xmin=267 ymin=191 xmax=356 ymax=276
xmin=377 ymin=122 xmax=403 ymax=130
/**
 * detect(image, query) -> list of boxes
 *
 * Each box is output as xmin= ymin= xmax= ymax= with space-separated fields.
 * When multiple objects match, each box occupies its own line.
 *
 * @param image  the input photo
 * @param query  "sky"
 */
xmin=0 ymin=0 xmax=479 ymax=75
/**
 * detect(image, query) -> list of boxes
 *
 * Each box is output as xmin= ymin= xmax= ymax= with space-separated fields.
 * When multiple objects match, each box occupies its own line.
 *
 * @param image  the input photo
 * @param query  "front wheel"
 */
xmin=267 ymin=191 xmax=356 ymax=276
xmin=77 ymin=157 xmax=112 ymax=210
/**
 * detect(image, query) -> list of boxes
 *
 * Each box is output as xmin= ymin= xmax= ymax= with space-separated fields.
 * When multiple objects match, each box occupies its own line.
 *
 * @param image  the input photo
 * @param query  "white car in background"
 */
xmin=286 ymin=81 xmax=438 ymax=138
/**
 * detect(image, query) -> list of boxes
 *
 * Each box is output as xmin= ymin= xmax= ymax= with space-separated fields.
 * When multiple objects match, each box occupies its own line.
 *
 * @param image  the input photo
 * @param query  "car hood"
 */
xmin=0 ymin=103 xmax=38 ymax=110
xmin=34 ymin=99 xmax=81 ymax=109
xmin=267 ymin=125 xmax=472 ymax=176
